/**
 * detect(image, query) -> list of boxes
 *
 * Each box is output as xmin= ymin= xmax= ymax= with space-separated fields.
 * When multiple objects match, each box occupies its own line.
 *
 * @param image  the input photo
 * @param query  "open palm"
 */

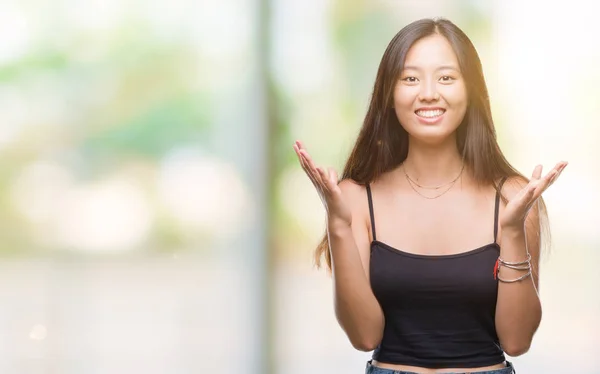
xmin=500 ymin=162 xmax=568 ymax=229
xmin=293 ymin=140 xmax=352 ymax=226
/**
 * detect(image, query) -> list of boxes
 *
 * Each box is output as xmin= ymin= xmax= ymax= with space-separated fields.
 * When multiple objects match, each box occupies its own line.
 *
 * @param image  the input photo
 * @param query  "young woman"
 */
xmin=293 ymin=18 xmax=566 ymax=374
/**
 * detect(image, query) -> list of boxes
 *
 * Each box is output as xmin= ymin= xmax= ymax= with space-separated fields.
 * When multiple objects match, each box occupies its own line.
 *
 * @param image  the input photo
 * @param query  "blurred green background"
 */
xmin=0 ymin=0 xmax=598 ymax=373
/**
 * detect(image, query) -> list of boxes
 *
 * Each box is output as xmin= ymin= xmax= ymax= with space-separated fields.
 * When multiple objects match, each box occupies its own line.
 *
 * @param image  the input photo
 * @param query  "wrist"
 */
xmin=500 ymin=219 xmax=525 ymax=233
xmin=501 ymin=224 xmax=526 ymax=237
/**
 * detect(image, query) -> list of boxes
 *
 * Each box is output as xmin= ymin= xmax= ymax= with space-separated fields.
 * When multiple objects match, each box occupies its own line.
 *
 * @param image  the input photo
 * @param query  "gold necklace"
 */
xmin=402 ymin=163 xmax=464 ymax=199
xmin=405 ymin=175 xmax=459 ymax=199
xmin=403 ymin=163 xmax=465 ymax=189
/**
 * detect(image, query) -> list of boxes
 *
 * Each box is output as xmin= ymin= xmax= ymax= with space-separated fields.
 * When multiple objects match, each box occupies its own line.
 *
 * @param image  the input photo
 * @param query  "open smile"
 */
xmin=414 ymin=108 xmax=446 ymax=124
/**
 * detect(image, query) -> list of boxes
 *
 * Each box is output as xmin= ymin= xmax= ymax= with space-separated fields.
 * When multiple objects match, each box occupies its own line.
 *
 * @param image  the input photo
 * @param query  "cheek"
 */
xmin=444 ymin=87 xmax=468 ymax=125
xmin=394 ymin=87 xmax=416 ymax=109
xmin=393 ymin=92 xmax=415 ymax=122
xmin=442 ymin=84 xmax=468 ymax=109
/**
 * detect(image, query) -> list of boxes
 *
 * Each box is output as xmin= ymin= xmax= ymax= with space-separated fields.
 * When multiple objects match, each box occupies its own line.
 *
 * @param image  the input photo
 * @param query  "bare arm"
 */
xmin=329 ymin=180 xmax=385 ymax=351
xmin=495 ymin=162 xmax=566 ymax=356
xmin=495 ymin=181 xmax=542 ymax=356
xmin=293 ymin=141 xmax=384 ymax=351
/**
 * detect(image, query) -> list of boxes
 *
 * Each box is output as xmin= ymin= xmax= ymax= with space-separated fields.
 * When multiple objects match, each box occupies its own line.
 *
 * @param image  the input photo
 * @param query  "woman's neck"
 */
xmin=401 ymin=141 xmax=465 ymax=186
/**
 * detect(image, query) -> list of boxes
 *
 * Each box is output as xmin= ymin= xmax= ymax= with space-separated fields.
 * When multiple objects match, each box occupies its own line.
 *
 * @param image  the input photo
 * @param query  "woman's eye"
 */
xmin=440 ymin=76 xmax=454 ymax=82
xmin=402 ymin=77 xmax=418 ymax=83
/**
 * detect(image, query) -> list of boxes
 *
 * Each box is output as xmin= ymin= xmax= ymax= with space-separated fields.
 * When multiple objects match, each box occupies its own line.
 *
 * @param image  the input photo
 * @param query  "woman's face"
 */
xmin=393 ymin=34 xmax=468 ymax=145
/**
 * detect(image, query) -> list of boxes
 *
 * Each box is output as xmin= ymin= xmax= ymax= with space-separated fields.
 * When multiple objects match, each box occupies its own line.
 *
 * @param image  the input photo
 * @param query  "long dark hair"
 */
xmin=314 ymin=18 xmax=549 ymax=270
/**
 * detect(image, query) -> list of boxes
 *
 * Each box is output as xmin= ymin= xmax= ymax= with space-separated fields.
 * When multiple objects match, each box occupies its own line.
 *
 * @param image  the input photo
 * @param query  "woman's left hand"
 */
xmin=500 ymin=161 xmax=568 ymax=230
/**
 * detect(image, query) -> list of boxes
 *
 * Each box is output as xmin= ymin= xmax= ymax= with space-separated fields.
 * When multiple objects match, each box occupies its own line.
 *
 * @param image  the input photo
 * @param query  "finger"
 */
xmin=293 ymin=143 xmax=303 ymax=163
xmin=538 ymin=161 xmax=565 ymax=187
xmin=557 ymin=162 xmax=568 ymax=175
xmin=298 ymin=146 xmax=328 ymax=189
xmin=299 ymin=148 xmax=316 ymax=168
xmin=301 ymin=163 xmax=319 ymax=188
xmin=533 ymin=167 xmax=562 ymax=199
xmin=539 ymin=161 xmax=567 ymax=190
xmin=531 ymin=164 xmax=543 ymax=180
xmin=553 ymin=162 xmax=568 ymax=181
xmin=295 ymin=146 xmax=320 ymax=187
xmin=317 ymin=166 xmax=328 ymax=181
xmin=515 ymin=179 xmax=536 ymax=201
xmin=294 ymin=144 xmax=310 ymax=172
xmin=545 ymin=162 xmax=563 ymax=179
xmin=301 ymin=153 xmax=322 ymax=187
xmin=522 ymin=184 xmax=540 ymax=211
xmin=303 ymin=153 xmax=327 ymax=187
xmin=300 ymin=149 xmax=323 ymax=182
xmin=543 ymin=168 xmax=559 ymax=184
xmin=316 ymin=167 xmax=329 ymax=191
xmin=295 ymin=140 xmax=311 ymax=163
xmin=539 ymin=169 xmax=558 ymax=191
xmin=546 ymin=172 xmax=560 ymax=189
xmin=297 ymin=155 xmax=314 ymax=180
xmin=299 ymin=150 xmax=316 ymax=174
xmin=547 ymin=164 xmax=567 ymax=188
xmin=525 ymin=182 xmax=536 ymax=199
xmin=295 ymin=145 xmax=311 ymax=170
xmin=558 ymin=161 xmax=568 ymax=174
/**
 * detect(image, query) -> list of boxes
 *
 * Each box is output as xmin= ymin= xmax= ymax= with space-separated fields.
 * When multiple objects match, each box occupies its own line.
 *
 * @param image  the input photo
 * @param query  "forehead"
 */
xmin=403 ymin=34 xmax=459 ymax=70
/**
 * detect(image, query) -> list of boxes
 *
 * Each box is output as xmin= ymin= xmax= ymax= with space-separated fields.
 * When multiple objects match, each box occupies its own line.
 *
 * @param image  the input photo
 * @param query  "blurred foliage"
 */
xmin=0 ymin=10 xmax=215 ymax=255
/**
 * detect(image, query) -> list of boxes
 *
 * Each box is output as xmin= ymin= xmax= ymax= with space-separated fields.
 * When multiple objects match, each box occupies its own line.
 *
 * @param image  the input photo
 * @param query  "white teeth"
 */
xmin=416 ymin=109 xmax=445 ymax=118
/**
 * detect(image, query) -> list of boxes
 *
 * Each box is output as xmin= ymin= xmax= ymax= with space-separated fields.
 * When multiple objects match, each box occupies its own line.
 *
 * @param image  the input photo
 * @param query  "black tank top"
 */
xmin=367 ymin=178 xmax=507 ymax=368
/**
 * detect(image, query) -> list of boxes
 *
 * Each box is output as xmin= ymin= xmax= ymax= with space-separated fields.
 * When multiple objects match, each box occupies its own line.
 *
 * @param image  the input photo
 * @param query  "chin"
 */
xmin=406 ymin=126 xmax=457 ymax=145
xmin=413 ymin=136 xmax=452 ymax=146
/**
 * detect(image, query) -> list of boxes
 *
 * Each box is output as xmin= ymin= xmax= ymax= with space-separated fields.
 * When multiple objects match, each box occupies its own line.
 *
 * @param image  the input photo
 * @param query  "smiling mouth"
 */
xmin=415 ymin=109 xmax=446 ymax=118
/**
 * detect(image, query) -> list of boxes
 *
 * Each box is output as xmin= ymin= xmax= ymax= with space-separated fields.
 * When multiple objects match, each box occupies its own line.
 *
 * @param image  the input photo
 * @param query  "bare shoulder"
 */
xmin=337 ymin=179 xmax=370 ymax=226
xmin=337 ymin=179 xmax=374 ymax=277
xmin=338 ymin=179 xmax=367 ymax=205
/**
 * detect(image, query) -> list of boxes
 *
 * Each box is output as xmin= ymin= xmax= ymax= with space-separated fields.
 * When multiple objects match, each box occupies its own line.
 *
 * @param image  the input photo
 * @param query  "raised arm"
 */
xmin=329 ymin=179 xmax=385 ymax=351
xmin=495 ymin=162 xmax=567 ymax=356
xmin=294 ymin=141 xmax=385 ymax=351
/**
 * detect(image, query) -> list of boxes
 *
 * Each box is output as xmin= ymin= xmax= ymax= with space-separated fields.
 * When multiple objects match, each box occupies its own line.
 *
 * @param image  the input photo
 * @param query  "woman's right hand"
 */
xmin=293 ymin=140 xmax=352 ymax=227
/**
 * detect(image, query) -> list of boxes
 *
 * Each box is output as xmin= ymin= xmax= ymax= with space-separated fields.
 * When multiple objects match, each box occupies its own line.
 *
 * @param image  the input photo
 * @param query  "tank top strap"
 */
xmin=366 ymin=183 xmax=377 ymax=241
xmin=494 ymin=177 xmax=509 ymax=243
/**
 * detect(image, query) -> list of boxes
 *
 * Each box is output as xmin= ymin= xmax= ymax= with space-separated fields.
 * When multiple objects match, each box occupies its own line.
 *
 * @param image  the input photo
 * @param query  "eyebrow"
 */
xmin=402 ymin=65 xmax=460 ymax=72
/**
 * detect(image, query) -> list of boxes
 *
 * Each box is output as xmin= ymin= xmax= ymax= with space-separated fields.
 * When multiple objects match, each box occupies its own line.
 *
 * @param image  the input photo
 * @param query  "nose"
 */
xmin=418 ymin=80 xmax=439 ymax=102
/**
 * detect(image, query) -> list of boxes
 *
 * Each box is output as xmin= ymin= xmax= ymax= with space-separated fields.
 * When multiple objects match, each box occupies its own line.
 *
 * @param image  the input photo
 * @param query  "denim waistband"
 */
xmin=365 ymin=360 xmax=515 ymax=374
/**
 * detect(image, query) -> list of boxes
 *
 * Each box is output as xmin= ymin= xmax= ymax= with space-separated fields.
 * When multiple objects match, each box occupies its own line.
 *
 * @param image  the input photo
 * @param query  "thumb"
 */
xmin=328 ymin=167 xmax=338 ymax=186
